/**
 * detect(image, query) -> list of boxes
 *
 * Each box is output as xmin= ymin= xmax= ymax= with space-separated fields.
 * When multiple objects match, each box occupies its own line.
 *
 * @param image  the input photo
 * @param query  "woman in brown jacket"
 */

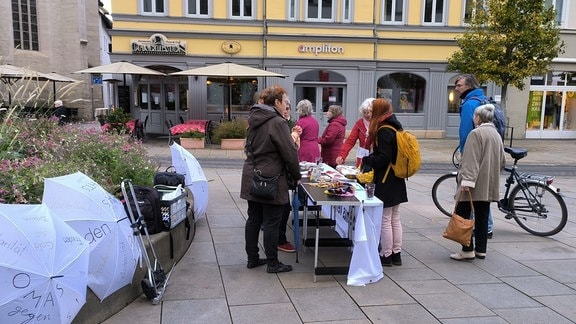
xmin=450 ymin=104 xmax=505 ymax=261
xmin=240 ymin=85 xmax=301 ymax=273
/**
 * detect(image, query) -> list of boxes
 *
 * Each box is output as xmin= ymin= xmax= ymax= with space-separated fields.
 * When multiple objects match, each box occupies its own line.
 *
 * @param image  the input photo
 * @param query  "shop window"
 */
xmin=530 ymin=75 xmax=546 ymax=86
xmin=377 ymin=73 xmax=425 ymax=113
xmin=206 ymin=78 xmax=258 ymax=114
xmin=447 ymin=87 xmax=459 ymax=113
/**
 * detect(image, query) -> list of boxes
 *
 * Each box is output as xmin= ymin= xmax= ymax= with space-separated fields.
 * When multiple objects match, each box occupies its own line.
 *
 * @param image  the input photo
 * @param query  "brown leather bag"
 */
xmin=443 ymin=191 xmax=475 ymax=246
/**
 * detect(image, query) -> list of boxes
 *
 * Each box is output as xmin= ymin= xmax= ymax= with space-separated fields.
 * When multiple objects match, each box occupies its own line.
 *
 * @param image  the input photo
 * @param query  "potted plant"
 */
xmin=103 ymin=108 xmax=131 ymax=134
xmin=213 ymin=119 xmax=247 ymax=150
xmin=180 ymin=130 xmax=205 ymax=149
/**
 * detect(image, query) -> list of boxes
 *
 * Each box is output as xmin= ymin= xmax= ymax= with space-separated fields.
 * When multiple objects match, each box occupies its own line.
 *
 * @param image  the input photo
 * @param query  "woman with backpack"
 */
xmin=361 ymin=98 xmax=407 ymax=267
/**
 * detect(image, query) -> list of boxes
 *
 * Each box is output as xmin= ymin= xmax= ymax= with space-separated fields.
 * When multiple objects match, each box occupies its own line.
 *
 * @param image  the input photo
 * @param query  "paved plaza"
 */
xmin=103 ymin=137 xmax=576 ymax=323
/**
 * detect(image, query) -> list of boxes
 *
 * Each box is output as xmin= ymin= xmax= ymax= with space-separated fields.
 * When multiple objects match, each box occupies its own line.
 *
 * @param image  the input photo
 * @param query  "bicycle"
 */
xmin=432 ymin=146 xmax=568 ymax=236
xmin=452 ymin=146 xmax=461 ymax=169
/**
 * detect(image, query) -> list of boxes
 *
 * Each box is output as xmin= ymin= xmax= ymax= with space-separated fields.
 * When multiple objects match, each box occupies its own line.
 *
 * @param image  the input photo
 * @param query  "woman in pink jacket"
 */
xmin=336 ymin=98 xmax=374 ymax=167
xmin=295 ymin=99 xmax=320 ymax=162
xmin=319 ymin=105 xmax=347 ymax=168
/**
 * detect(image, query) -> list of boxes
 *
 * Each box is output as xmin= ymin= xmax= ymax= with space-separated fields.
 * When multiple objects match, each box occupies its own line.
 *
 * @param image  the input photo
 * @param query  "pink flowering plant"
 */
xmin=0 ymin=115 xmax=157 ymax=203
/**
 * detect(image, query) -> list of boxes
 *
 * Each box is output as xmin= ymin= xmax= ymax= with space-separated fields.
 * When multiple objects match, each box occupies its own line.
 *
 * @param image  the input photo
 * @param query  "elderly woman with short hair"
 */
xmin=318 ymin=105 xmax=347 ymax=168
xmin=336 ymin=98 xmax=374 ymax=167
xmin=450 ymin=103 xmax=506 ymax=261
xmin=295 ymin=99 xmax=320 ymax=162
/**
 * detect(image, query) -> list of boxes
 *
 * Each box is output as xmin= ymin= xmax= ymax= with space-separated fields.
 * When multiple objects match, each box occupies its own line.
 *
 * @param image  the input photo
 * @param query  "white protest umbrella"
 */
xmin=0 ymin=204 xmax=90 ymax=324
xmin=170 ymin=142 xmax=209 ymax=220
xmin=42 ymin=171 xmax=141 ymax=301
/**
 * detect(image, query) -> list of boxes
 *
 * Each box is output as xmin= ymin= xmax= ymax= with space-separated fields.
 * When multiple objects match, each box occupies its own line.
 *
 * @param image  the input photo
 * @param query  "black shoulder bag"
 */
xmin=247 ymin=131 xmax=280 ymax=200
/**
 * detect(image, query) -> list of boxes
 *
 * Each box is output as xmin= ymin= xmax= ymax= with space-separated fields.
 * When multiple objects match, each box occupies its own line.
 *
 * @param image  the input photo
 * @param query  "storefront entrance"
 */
xmin=526 ymin=72 xmax=576 ymax=139
xmin=137 ymin=71 xmax=189 ymax=134
xmin=293 ymin=70 xmax=346 ymax=132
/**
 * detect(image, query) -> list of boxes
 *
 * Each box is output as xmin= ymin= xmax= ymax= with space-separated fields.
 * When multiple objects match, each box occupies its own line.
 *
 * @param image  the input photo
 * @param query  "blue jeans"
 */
xmin=488 ymin=210 xmax=493 ymax=233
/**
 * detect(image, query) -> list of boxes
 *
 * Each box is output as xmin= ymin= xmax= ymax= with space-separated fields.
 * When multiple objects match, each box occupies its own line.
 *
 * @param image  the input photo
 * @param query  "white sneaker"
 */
xmin=450 ymin=251 xmax=475 ymax=261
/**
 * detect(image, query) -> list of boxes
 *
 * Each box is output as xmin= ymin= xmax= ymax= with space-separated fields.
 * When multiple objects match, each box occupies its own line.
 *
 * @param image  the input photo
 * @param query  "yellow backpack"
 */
xmin=379 ymin=125 xmax=421 ymax=182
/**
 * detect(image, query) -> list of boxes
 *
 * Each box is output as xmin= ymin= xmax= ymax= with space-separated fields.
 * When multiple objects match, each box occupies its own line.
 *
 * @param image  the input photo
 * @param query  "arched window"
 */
xmin=377 ymin=73 xmax=425 ymax=113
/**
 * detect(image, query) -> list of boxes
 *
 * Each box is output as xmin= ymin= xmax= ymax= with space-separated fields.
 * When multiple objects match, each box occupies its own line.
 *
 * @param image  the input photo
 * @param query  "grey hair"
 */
xmin=455 ymin=74 xmax=480 ymax=89
xmin=474 ymin=104 xmax=495 ymax=123
xmin=328 ymin=105 xmax=343 ymax=117
xmin=359 ymin=97 xmax=374 ymax=114
xmin=297 ymin=99 xmax=313 ymax=116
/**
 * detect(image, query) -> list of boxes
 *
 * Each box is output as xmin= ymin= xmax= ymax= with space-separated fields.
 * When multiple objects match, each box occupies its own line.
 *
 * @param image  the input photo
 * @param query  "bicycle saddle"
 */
xmin=504 ymin=147 xmax=528 ymax=160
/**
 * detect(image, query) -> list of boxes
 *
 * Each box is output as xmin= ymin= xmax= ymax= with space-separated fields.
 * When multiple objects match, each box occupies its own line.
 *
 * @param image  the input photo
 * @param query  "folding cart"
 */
xmin=121 ymin=179 xmax=171 ymax=305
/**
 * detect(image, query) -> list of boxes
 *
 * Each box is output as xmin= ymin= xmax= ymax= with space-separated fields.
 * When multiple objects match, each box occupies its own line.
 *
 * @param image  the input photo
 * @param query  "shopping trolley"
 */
xmin=121 ymin=179 xmax=171 ymax=305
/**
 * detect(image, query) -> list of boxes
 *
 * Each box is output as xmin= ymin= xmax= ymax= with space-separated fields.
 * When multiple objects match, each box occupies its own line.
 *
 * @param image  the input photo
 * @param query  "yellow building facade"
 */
xmin=109 ymin=0 xmax=576 ymax=139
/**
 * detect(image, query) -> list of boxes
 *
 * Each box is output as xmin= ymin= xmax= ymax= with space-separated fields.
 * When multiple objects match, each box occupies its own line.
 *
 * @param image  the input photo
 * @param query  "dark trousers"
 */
xmin=245 ymin=201 xmax=284 ymax=266
xmin=455 ymin=200 xmax=490 ymax=253
xmin=279 ymin=203 xmax=291 ymax=245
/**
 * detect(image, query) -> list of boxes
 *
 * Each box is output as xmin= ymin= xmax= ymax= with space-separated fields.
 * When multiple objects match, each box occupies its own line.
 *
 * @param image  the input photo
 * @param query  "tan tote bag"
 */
xmin=442 ymin=191 xmax=475 ymax=246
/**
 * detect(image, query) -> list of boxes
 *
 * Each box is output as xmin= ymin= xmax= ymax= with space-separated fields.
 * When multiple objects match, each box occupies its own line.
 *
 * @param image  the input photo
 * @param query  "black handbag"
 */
xmin=154 ymin=166 xmax=186 ymax=187
xmin=246 ymin=135 xmax=279 ymax=200
xmin=250 ymin=170 xmax=279 ymax=200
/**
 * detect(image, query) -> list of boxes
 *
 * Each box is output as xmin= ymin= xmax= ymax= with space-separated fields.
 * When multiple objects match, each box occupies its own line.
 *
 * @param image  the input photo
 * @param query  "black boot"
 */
xmin=267 ymin=261 xmax=293 ymax=273
xmin=380 ymin=254 xmax=392 ymax=267
xmin=391 ymin=252 xmax=402 ymax=266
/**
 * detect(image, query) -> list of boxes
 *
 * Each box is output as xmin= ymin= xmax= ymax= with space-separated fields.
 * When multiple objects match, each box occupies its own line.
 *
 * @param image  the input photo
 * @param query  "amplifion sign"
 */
xmin=298 ymin=44 xmax=344 ymax=55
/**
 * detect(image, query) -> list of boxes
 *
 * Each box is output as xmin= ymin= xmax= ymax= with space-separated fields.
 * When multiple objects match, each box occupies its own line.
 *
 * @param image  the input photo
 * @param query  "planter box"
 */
xmin=180 ymin=137 xmax=205 ymax=149
xmin=220 ymin=138 xmax=245 ymax=150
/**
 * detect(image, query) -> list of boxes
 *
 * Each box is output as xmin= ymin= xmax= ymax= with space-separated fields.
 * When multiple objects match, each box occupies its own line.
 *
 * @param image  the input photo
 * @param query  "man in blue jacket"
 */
xmin=455 ymin=74 xmax=494 ymax=238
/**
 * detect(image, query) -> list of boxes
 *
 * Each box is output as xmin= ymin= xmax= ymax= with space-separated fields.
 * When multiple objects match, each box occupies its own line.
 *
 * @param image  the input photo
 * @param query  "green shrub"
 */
xmin=181 ymin=130 xmax=205 ymax=139
xmin=212 ymin=119 xmax=247 ymax=144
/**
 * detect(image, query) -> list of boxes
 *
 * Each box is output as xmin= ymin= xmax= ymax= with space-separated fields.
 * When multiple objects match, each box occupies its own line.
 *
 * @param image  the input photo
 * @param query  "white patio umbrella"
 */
xmin=170 ymin=142 xmax=209 ymax=220
xmin=74 ymin=61 xmax=165 ymax=85
xmin=73 ymin=61 xmax=165 ymax=75
xmin=0 ymin=204 xmax=90 ymax=324
xmin=170 ymin=62 xmax=286 ymax=121
xmin=42 ymin=172 xmax=141 ymax=301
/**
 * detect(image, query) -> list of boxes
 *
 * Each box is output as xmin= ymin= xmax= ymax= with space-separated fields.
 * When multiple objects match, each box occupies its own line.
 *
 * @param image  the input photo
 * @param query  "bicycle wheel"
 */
xmin=509 ymin=182 xmax=568 ymax=236
xmin=431 ymin=173 xmax=458 ymax=217
xmin=452 ymin=147 xmax=461 ymax=169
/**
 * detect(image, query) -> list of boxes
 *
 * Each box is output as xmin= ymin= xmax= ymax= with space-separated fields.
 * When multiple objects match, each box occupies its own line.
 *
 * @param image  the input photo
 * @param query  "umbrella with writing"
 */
xmin=42 ymin=171 xmax=141 ymax=301
xmin=0 ymin=204 xmax=90 ymax=324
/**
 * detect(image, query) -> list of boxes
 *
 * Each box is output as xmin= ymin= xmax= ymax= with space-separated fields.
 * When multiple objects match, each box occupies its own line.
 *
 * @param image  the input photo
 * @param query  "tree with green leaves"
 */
xmin=447 ymin=0 xmax=565 ymax=111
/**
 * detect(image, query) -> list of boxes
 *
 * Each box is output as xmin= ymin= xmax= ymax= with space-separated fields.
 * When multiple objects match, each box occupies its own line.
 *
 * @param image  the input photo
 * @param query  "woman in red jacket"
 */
xmin=335 ymin=98 xmax=374 ymax=167
xmin=318 ymin=105 xmax=347 ymax=168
